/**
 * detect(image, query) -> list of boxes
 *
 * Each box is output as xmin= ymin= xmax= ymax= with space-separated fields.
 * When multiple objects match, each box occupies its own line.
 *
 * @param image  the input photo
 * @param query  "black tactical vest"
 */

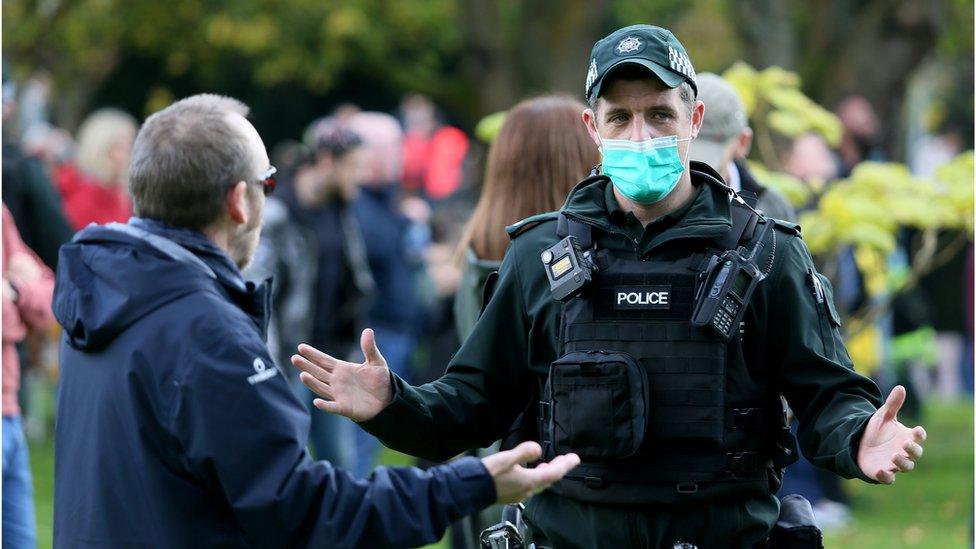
xmin=539 ymin=187 xmax=794 ymax=505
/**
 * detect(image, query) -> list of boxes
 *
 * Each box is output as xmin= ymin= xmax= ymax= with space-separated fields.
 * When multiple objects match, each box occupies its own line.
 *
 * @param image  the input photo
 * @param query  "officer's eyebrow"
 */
xmin=602 ymin=106 xmax=631 ymax=120
xmin=602 ymin=103 xmax=678 ymax=121
xmin=644 ymin=104 xmax=678 ymax=117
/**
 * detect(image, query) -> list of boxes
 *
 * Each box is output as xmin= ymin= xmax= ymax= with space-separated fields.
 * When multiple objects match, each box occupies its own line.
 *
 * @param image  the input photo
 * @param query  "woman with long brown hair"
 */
xmin=454 ymin=95 xmax=599 ymax=340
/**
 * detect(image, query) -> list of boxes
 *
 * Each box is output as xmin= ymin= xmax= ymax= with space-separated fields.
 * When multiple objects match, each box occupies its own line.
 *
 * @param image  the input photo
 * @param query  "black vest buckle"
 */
xmin=538 ymin=402 xmax=551 ymax=445
xmin=729 ymin=407 xmax=764 ymax=430
xmin=727 ymin=451 xmax=760 ymax=474
xmin=675 ymin=482 xmax=699 ymax=494
xmin=538 ymin=401 xmax=550 ymax=422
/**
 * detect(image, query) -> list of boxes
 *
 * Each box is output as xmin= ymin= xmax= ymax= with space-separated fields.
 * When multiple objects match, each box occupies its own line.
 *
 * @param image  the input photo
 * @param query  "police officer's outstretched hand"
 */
xmin=292 ymin=328 xmax=393 ymax=422
xmin=482 ymin=442 xmax=581 ymax=504
xmin=856 ymin=385 xmax=927 ymax=484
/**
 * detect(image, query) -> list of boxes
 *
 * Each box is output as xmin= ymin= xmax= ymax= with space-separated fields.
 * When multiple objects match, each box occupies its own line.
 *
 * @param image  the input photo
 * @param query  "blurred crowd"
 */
xmin=1 ymin=65 xmax=971 ymax=546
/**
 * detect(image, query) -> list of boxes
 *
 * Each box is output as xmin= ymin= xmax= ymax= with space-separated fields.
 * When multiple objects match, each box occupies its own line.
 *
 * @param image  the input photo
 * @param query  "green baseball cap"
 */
xmin=584 ymin=24 xmax=698 ymax=104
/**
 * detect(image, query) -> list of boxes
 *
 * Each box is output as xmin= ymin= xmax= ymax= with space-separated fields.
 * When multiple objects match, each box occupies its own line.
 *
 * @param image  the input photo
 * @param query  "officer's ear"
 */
xmin=582 ymin=106 xmax=601 ymax=148
xmin=226 ymin=180 xmax=250 ymax=226
xmin=690 ymin=99 xmax=705 ymax=139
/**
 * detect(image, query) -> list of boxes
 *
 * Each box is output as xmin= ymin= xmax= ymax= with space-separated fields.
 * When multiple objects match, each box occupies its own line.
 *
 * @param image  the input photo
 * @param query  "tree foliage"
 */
xmin=722 ymin=65 xmax=974 ymax=370
xmin=723 ymin=62 xmax=842 ymax=170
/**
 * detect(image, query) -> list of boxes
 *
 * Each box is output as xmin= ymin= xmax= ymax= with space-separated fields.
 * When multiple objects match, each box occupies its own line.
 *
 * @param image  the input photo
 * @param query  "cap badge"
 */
xmin=615 ymin=36 xmax=643 ymax=55
xmin=585 ymin=58 xmax=598 ymax=95
xmin=616 ymin=36 xmax=644 ymax=55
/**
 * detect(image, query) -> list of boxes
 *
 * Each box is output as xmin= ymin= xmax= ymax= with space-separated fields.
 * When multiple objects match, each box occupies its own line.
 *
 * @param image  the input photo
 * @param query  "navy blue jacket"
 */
xmin=52 ymin=218 xmax=495 ymax=548
xmin=353 ymin=187 xmax=420 ymax=331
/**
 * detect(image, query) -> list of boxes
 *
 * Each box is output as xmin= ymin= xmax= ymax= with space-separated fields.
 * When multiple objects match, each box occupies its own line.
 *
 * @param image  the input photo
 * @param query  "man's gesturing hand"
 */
xmin=482 ymin=442 xmax=581 ymax=504
xmin=857 ymin=385 xmax=927 ymax=484
xmin=291 ymin=328 xmax=393 ymax=422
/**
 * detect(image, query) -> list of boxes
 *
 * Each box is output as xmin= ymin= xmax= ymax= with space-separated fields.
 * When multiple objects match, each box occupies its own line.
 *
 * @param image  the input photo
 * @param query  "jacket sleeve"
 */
xmin=360 ymin=238 xmax=541 ymax=461
xmin=767 ymin=233 xmax=883 ymax=482
xmin=172 ymin=320 xmax=496 ymax=548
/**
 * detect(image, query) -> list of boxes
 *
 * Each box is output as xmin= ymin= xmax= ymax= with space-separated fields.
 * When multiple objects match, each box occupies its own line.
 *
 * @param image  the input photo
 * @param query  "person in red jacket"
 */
xmin=400 ymin=93 xmax=469 ymax=201
xmin=2 ymin=202 xmax=55 ymax=549
xmin=55 ymin=108 xmax=137 ymax=230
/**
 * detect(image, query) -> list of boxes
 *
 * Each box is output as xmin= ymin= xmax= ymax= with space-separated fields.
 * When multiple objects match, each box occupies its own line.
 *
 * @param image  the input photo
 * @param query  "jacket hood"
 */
xmin=53 ymin=218 xmax=261 ymax=351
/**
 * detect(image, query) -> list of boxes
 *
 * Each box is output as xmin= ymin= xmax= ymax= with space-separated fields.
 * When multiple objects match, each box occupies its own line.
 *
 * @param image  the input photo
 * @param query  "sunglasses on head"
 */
xmin=257 ymin=166 xmax=277 ymax=196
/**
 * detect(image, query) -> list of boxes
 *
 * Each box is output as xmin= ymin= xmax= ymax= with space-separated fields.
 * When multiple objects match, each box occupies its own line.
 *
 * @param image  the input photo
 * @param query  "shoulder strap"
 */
xmin=715 ymin=199 xmax=760 ymax=252
xmin=738 ymin=189 xmax=759 ymax=208
xmin=771 ymin=218 xmax=801 ymax=236
xmin=506 ymin=211 xmax=559 ymax=240
xmin=555 ymin=213 xmax=594 ymax=249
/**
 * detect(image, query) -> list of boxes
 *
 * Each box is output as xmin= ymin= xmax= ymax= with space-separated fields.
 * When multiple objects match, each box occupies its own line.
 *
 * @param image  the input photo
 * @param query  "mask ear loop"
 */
xmin=676 ymin=135 xmax=693 ymax=164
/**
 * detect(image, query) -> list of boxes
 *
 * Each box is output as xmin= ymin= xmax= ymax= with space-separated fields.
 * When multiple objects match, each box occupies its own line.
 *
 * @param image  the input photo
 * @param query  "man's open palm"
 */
xmin=292 ymin=328 xmax=392 ymax=422
xmin=857 ymin=385 xmax=926 ymax=484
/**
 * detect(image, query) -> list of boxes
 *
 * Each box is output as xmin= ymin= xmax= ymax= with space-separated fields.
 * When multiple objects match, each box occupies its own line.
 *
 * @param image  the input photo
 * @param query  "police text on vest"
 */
xmin=612 ymin=285 xmax=671 ymax=310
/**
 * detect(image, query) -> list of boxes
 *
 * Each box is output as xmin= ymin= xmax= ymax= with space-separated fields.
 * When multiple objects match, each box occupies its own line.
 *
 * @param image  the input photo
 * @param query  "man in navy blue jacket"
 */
xmin=52 ymin=94 xmax=579 ymax=548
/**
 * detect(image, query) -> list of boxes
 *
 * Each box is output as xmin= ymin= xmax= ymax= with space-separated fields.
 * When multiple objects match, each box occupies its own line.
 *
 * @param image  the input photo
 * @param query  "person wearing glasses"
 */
xmin=51 ymin=94 xmax=580 ymax=548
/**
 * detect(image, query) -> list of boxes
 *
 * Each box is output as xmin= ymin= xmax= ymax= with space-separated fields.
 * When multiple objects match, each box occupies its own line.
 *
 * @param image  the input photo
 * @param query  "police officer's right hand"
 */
xmin=482 ymin=442 xmax=581 ymax=504
xmin=292 ymin=328 xmax=393 ymax=422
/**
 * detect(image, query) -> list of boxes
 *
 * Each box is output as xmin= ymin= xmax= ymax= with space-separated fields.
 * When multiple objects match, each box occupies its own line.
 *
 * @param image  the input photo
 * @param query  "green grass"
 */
xmin=29 ymin=401 xmax=972 ymax=548
xmin=823 ymin=400 xmax=973 ymax=548
xmin=29 ymin=436 xmax=54 ymax=549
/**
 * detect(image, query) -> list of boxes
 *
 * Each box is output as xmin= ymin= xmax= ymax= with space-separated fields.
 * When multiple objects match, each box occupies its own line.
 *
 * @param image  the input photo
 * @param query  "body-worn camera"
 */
xmin=540 ymin=235 xmax=596 ymax=302
xmin=692 ymin=221 xmax=773 ymax=341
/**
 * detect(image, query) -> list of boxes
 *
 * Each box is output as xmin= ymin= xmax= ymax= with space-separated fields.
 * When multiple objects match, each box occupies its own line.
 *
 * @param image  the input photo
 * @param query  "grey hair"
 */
xmin=676 ymin=81 xmax=695 ymax=118
xmin=129 ymin=94 xmax=253 ymax=230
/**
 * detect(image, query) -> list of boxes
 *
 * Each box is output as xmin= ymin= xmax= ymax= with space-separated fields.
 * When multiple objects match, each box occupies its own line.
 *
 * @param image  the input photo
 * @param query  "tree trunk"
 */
xmin=515 ymin=0 xmax=609 ymax=99
xmin=807 ymin=1 xmax=940 ymax=161
xmin=734 ymin=0 xmax=941 ymax=162
xmin=458 ymin=0 xmax=519 ymax=118
xmin=731 ymin=0 xmax=798 ymax=69
xmin=459 ymin=0 xmax=609 ymax=120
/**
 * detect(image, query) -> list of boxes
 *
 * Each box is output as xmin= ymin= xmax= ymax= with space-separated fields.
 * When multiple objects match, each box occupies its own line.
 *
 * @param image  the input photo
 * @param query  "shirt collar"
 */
xmin=726 ymin=161 xmax=742 ymax=192
xmin=604 ymin=179 xmax=703 ymax=231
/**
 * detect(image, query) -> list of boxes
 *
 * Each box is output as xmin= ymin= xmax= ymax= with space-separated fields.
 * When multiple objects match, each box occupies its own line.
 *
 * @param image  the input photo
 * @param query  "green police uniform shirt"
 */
xmin=360 ymin=166 xmax=883 ymax=494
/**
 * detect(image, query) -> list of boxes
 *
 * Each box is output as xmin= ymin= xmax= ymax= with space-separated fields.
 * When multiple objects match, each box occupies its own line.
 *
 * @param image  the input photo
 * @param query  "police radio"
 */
xmin=692 ymin=220 xmax=773 ymax=341
xmin=541 ymin=235 xmax=596 ymax=302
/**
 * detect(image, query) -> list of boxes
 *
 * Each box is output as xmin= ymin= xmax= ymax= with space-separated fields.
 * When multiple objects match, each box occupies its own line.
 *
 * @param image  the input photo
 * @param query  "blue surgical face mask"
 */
xmin=600 ymin=134 xmax=692 ymax=204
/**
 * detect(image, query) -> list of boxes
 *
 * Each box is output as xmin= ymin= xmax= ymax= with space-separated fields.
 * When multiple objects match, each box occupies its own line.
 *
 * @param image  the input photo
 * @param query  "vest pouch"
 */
xmin=546 ymin=351 xmax=649 ymax=461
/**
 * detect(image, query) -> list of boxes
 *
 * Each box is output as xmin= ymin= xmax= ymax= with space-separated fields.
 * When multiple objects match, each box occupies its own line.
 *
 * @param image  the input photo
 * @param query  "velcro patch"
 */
xmin=613 ymin=285 xmax=672 ymax=310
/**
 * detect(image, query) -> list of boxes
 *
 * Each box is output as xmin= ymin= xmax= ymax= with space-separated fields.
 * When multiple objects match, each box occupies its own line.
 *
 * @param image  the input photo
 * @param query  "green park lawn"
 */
xmin=29 ymin=400 xmax=972 ymax=548
xmin=822 ymin=400 xmax=973 ymax=548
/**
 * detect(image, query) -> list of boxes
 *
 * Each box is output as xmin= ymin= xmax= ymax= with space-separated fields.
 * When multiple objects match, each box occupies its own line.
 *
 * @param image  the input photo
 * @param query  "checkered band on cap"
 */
xmin=668 ymin=46 xmax=697 ymax=85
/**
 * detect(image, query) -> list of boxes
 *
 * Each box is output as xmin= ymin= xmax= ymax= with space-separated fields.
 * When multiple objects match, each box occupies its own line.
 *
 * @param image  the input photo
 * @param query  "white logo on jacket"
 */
xmin=247 ymin=357 xmax=278 ymax=385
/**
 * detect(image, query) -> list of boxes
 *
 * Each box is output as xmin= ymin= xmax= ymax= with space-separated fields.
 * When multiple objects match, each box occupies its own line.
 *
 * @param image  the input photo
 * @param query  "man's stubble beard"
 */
xmin=230 ymin=207 xmax=262 ymax=270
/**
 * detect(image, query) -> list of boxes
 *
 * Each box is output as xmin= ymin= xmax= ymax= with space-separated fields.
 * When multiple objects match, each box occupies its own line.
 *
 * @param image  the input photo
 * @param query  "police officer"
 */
xmin=294 ymin=24 xmax=927 ymax=548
